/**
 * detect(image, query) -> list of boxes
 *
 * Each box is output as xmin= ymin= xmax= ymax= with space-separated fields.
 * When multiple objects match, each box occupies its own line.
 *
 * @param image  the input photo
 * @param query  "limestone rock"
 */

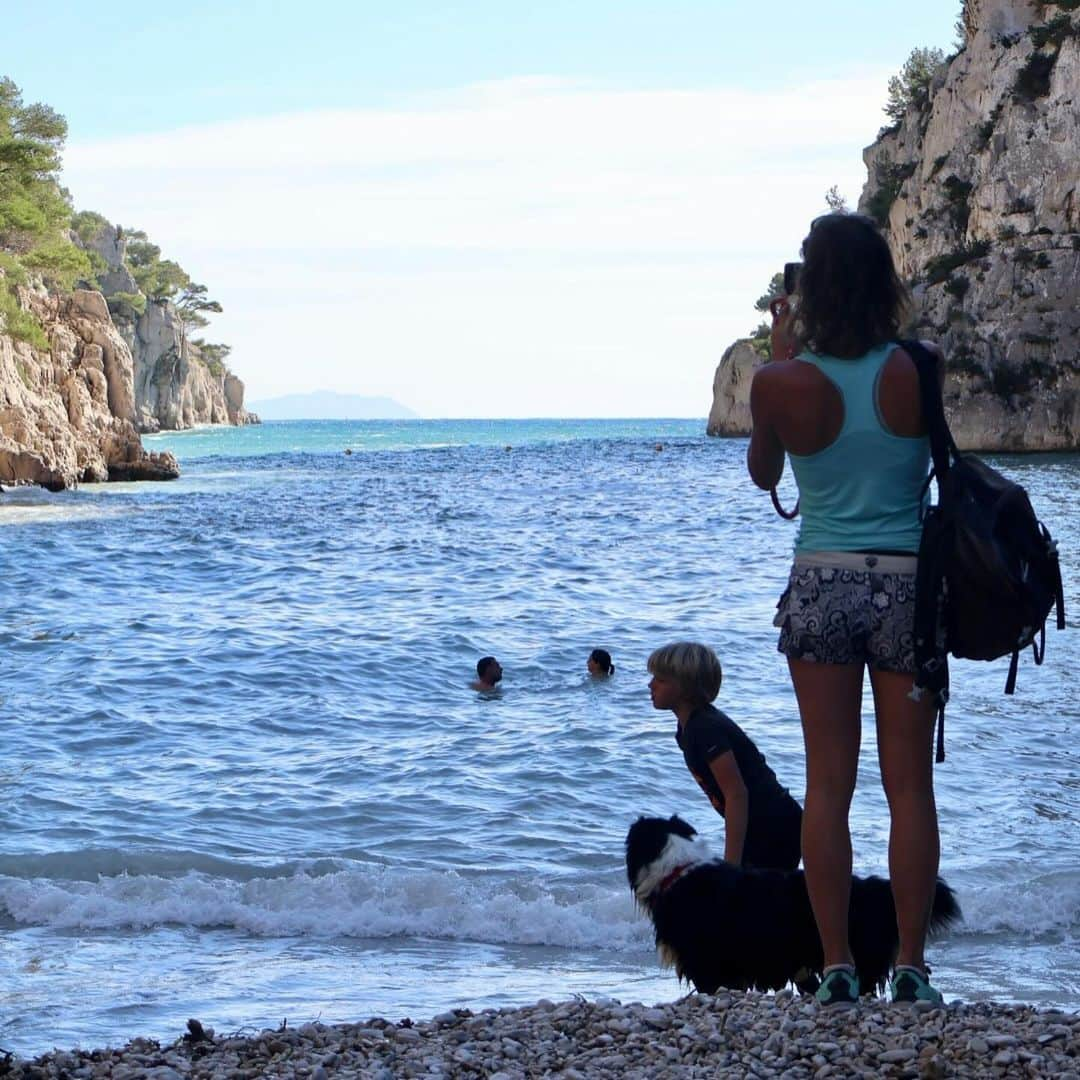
xmin=858 ymin=0 xmax=1080 ymax=451
xmin=107 ymin=450 xmax=180 ymax=483
xmin=78 ymin=218 xmax=257 ymax=433
xmin=0 ymin=277 xmax=178 ymax=490
xmin=706 ymin=340 xmax=763 ymax=436
xmin=708 ymin=0 xmax=1080 ymax=450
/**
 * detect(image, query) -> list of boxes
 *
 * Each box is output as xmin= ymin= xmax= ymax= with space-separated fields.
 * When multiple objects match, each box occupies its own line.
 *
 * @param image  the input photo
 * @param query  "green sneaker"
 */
xmin=814 ymin=966 xmax=859 ymax=1007
xmin=890 ymin=965 xmax=944 ymax=1005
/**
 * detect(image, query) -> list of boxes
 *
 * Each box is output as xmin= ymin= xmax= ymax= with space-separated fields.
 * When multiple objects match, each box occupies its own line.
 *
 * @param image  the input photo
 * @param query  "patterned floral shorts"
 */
xmin=773 ymin=554 xmax=918 ymax=672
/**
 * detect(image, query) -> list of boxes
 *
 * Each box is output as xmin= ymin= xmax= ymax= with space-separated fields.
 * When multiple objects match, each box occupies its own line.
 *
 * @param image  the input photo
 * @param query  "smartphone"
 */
xmin=783 ymin=262 xmax=802 ymax=296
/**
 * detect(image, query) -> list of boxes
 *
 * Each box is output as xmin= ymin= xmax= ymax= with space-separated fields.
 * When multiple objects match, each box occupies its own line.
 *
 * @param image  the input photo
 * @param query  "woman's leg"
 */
xmin=788 ymin=658 xmax=864 ymax=969
xmin=869 ymin=667 xmax=939 ymax=971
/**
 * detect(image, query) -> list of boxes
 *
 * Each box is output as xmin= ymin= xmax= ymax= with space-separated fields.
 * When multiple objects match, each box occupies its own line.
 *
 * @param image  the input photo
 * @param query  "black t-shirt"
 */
xmin=675 ymin=703 xmax=802 ymax=870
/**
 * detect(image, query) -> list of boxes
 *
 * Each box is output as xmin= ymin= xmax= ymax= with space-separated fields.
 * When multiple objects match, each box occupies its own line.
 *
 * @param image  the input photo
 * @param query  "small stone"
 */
xmin=642 ymin=1008 xmax=670 ymax=1030
xmin=877 ymin=1047 xmax=916 ymax=1063
xmin=920 ymin=1052 xmax=948 ymax=1080
xmin=967 ymin=1036 xmax=990 ymax=1053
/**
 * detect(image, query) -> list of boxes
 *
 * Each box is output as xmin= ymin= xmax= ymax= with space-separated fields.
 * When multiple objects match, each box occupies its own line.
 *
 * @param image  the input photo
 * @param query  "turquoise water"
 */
xmin=142 ymin=417 xmax=702 ymax=458
xmin=1 ymin=419 xmax=1077 ymax=1054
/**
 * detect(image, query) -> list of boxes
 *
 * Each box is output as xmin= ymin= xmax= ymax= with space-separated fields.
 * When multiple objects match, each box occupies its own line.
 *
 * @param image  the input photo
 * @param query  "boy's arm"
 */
xmin=707 ymin=751 xmax=749 ymax=866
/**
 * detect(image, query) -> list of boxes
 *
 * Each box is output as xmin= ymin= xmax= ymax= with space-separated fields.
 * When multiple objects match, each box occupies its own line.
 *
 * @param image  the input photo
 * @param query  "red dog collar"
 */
xmin=656 ymin=863 xmax=691 ymax=895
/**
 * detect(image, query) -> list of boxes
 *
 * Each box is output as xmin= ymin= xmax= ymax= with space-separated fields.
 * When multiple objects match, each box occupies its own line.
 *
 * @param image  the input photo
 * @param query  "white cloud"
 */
xmin=63 ymin=74 xmax=892 ymax=417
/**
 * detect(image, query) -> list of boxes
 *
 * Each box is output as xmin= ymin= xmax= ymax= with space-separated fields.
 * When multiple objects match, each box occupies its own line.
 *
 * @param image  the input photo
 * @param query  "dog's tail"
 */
xmin=928 ymin=877 xmax=962 ymax=934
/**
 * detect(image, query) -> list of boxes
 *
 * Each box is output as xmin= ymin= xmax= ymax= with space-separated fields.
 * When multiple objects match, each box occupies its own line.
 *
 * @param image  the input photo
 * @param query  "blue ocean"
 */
xmin=1 ymin=419 xmax=1077 ymax=1055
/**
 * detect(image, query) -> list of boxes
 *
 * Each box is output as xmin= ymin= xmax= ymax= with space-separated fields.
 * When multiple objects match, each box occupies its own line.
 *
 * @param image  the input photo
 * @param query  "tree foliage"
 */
xmin=0 ymin=76 xmax=97 ymax=342
xmin=71 ymin=209 xmax=112 ymax=246
xmin=824 ymin=185 xmax=849 ymax=213
xmin=0 ymin=76 xmax=233 ymax=366
xmin=193 ymin=339 xmax=232 ymax=377
xmin=84 ymin=218 xmax=230 ymax=355
xmin=121 ymin=229 xmax=189 ymax=301
xmin=884 ymin=47 xmax=947 ymax=122
xmin=0 ymin=77 xmax=70 ymax=252
xmin=177 ymin=281 xmax=223 ymax=328
xmin=106 ymin=291 xmax=148 ymax=317
xmin=21 ymin=237 xmax=97 ymax=289
xmin=754 ymin=273 xmax=785 ymax=315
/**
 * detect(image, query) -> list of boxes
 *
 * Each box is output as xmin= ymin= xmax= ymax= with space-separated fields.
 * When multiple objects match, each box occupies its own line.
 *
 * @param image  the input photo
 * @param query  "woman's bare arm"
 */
xmin=747 ymin=367 xmax=786 ymax=490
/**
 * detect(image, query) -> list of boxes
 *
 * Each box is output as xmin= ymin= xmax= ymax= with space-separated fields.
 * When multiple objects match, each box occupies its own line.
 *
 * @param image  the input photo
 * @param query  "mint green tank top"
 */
xmin=789 ymin=342 xmax=930 ymax=553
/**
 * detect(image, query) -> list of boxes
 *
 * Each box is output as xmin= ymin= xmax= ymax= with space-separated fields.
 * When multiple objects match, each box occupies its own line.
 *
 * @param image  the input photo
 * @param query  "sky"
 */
xmin=6 ymin=2 xmax=961 ymax=418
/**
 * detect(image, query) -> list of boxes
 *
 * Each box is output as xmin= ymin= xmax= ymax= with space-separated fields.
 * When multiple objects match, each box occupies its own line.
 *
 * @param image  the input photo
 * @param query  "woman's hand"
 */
xmin=769 ymin=296 xmax=797 ymax=362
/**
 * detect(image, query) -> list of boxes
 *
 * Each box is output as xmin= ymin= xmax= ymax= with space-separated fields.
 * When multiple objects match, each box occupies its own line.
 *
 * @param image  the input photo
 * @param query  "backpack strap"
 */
xmin=770 ymin=487 xmax=800 ymax=520
xmin=1005 ymin=647 xmax=1021 ymax=695
xmin=900 ymin=339 xmax=956 ymax=480
xmin=902 ymin=339 xmax=953 ymax=764
xmin=912 ymin=509 xmax=951 ymax=763
xmin=1042 ymin=523 xmax=1067 ymax=631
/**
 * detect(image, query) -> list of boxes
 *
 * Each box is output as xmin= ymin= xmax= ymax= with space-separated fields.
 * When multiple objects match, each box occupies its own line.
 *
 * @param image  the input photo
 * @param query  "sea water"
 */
xmin=1 ymin=419 xmax=1077 ymax=1055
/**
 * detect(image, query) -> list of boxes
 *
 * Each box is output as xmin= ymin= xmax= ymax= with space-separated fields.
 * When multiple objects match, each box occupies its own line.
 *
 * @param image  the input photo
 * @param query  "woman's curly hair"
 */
xmin=795 ymin=213 xmax=911 ymax=358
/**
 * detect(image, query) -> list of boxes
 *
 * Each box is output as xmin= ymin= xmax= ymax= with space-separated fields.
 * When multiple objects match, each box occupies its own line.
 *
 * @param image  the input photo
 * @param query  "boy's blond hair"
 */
xmin=647 ymin=641 xmax=722 ymax=704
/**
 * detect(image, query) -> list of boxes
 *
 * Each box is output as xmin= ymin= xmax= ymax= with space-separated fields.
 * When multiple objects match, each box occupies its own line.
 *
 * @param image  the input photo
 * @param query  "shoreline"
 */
xmin=5 ymin=992 xmax=1078 ymax=1078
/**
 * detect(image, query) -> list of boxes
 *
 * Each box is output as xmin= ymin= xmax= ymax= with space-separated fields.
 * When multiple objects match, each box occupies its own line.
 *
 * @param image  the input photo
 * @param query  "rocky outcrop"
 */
xmin=0 ymin=281 xmax=178 ymax=489
xmin=859 ymin=0 xmax=1080 ymax=450
xmin=84 ymin=226 xmax=257 ymax=433
xmin=706 ymin=341 xmax=762 ymax=436
xmin=709 ymin=0 xmax=1080 ymax=449
xmin=123 ymin=301 xmax=243 ymax=432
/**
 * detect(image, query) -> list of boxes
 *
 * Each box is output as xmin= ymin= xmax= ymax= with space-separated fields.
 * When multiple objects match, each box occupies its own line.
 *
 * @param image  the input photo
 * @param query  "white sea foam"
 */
xmin=1 ymin=860 xmax=1076 ymax=946
xmin=0 ymin=500 xmax=125 ymax=526
xmin=0 ymin=863 xmax=650 ymax=950
xmin=952 ymin=867 xmax=1080 ymax=937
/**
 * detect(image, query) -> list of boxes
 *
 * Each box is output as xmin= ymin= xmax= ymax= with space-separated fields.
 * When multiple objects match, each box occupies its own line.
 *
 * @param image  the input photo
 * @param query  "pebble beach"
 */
xmin=4 ymin=992 xmax=1078 ymax=1079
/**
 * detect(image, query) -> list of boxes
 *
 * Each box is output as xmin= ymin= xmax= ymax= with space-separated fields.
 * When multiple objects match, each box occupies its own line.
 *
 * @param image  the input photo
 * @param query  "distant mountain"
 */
xmin=246 ymin=391 xmax=419 ymax=420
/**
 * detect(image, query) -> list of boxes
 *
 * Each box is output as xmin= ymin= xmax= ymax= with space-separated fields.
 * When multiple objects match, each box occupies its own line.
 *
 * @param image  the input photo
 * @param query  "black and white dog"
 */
xmin=626 ymin=815 xmax=961 ymax=996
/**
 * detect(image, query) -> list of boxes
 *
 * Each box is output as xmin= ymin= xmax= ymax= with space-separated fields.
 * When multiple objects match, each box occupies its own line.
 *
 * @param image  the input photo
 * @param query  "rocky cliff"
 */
xmin=707 ymin=340 xmax=762 ymax=436
xmin=0 ymin=282 xmax=178 ymax=488
xmin=86 ymin=225 xmax=256 ymax=433
xmin=708 ymin=0 xmax=1080 ymax=450
xmin=1 ymin=228 xmax=258 ymax=488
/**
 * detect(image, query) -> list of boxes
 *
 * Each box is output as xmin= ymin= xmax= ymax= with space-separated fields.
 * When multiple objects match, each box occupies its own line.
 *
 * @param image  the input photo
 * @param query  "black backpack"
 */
xmin=904 ymin=340 xmax=1066 ymax=761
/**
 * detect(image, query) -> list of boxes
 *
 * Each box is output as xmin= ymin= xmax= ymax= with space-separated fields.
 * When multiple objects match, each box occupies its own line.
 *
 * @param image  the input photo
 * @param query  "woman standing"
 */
xmin=747 ymin=212 xmax=944 ymax=1006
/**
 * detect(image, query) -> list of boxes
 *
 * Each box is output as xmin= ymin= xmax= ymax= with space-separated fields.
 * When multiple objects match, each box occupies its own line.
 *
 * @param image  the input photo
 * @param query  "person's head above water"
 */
xmin=646 ymin=641 xmax=721 ymax=709
xmin=474 ymin=656 xmax=503 ymax=687
xmin=796 ymin=212 xmax=911 ymax=359
xmin=587 ymin=648 xmax=615 ymax=677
